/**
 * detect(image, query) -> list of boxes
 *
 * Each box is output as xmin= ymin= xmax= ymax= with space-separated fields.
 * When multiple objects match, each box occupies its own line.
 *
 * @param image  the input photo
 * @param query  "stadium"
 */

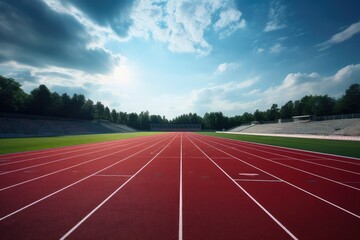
xmin=1 ymin=1 xmax=360 ymax=240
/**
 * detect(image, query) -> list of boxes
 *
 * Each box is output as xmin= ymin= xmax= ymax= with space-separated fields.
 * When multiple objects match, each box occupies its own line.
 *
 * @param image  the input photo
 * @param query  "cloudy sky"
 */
xmin=0 ymin=0 xmax=360 ymax=119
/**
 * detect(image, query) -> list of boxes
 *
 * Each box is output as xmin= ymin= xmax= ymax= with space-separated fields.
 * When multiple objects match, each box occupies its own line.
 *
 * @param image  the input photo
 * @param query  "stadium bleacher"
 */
xmin=0 ymin=114 xmax=136 ymax=137
xmin=228 ymin=118 xmax=360 ymax=136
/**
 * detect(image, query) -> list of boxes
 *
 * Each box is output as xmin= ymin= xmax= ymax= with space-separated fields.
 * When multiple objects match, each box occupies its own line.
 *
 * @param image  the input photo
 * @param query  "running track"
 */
xmin=0 ymin=133 xmax=359 ymax=239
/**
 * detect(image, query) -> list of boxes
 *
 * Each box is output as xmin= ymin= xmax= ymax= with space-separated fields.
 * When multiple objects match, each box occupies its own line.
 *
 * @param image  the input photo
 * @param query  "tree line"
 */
xmin=1 ymin=75 xmax=359 ymax=130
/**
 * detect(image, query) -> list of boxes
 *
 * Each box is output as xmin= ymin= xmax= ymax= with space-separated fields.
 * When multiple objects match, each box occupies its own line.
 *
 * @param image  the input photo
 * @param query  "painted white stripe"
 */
xmin=0 ymin=139 xmax=158 ymax=192
xmin=209 ymin=133 xmax=360 ymax=163
xmin=198 ymin=136 xmax=360 ymax=191
xmin=191 ymin=135 xmax=360 ymax=219
xmin=0 ymin=143 xmax=131 ymax=176
xmin=234 ymin=179 xmax=283 ymax=182
xmin=0 ymin=135 xmax=172 ymax=221
xmin=93 ymin=174 xmax=133 ymax=177
xmin=178 ymin=133 xmax=183 ymax=240
xmin=59 ymin=134 xmax=177 ymax=240
xmin=221 ymin=139 xmax=360 ymax=176
xmin=238 ymin=173 xmax=259 ymax=176
xmin=187 ymin=136 xmax=298 ymax=240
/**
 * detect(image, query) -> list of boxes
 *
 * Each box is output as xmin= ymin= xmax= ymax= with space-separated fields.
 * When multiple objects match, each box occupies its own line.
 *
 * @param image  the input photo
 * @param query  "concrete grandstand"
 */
xmin=0 ymin=113 xmax=136 ymax=138
xmin=225 ymin=114 xmax=360 ymax=140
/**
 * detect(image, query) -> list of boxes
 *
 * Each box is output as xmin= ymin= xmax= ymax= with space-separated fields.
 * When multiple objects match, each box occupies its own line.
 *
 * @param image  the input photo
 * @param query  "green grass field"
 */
xmin=0 ymin=132 xmax=164 ymax=154
xmin=198 ymin=132 xmax=360 ymax=158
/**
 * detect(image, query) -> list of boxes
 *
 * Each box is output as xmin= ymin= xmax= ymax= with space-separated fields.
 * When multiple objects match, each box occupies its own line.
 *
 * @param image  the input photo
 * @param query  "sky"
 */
xmin=0 ymin=0 xmax=360 ymax=119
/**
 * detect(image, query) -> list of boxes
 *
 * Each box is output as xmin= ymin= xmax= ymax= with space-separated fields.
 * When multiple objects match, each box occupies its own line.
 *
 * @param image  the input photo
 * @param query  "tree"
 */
xmin=138 ymin=111 xmax=150 ymax=130
xmin=0 ymin=76 xmax=27 ymax=113
xmin=94 ymin=101 xmax=105 ymax=120
xmin=254 ymin=109 xmax=267 ymax=122
xmin=128 ymin=112 xmax=139 ymax=129
xmin=29 ymin=84 xmax=52 ymax=115
xmin=280 ymin=101 xmax=294 ymax=119
xmin=104 ymin=107 xmax=111 ymax=121
xmin=111 ymin=109 xmax=118 ymax=123
xmin=81 ymin=99 xmax=95 ymax=120
xmin=338 ymin=84 xmax=360 ymax=114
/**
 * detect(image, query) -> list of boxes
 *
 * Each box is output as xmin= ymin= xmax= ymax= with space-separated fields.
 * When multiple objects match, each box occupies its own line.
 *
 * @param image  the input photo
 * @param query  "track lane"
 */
xmin=60 ymin=133 xmax=179 ymax=240
xmin=0 ymin=134 xmax=172 ymax=220
xmin=183 ymin=134 xmax=294 ymax=239
xmin=0 ymin=134 xmax=174 ymax=239
xmin=0 ymin=135 xmax=168 ymax=189
xmin=188 ymin=133 xmax=360 ymax=239
xmin=0 ymin=135 xmax=153 ymax=161
xmin=198 ymin=134 xmax=360 ymax=166
xmin=192 ymin=134 xmax=360 ymax=213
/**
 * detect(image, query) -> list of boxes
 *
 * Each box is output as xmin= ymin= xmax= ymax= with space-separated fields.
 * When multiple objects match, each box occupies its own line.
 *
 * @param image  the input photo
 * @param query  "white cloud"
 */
xmin=255 ymin=64 xmax=360 ymax=109
xmin=188 ymin=77 xmax=259 ymax=114
xmin=317 ymin=21 xmax=360 ymax=50
xmin=269 ymin=43 xmax=286 ymax=54
xmin=129 ymin=0 xmax=245 ymax=56
xmin=214 ymin=8 xmax=246 ymax=39
xmin=264 ymin=0 xmax=287 ymax=32
xmin=214 ymin=62 xmax=239 ymax=74
xmin=186 ymin=64 xmax=360 ymax=116
xmin=256 ymin=48 xmax=265 ymax=54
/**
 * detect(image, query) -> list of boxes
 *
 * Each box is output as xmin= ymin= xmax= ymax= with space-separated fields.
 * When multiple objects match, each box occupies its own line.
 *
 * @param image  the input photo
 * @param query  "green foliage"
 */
xmin=0 ymin=75 xmax=359 ymax=131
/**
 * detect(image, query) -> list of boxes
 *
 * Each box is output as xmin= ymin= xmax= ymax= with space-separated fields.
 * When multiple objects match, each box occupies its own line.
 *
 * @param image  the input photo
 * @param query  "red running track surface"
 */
xmin=0 ymin=132 xmax=359 ymax=239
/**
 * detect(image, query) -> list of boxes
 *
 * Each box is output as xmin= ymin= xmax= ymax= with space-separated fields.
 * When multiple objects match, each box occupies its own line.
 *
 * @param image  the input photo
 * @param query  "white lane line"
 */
xmin=93 ymin=175 xmax=133 ymax=178
xmin=238 ymin=173 xmax=259 ymax=176
xmin=190 ymin=135 xmax=360 ymax=219
xmin=186 ymin=136 xmax=298 ymax=240
xmin=201 ymin=134 xmax=360 ymax=164
xmin=197 ymin=136 xmax=360 ymax=191
xmin=0 ymin=137 xmax=142 ymax=161
xmin=0 ymin=143 xmax=108 ymax=167
xmin=234 ymin=179 xmax=283 ymax=182
xmin=0 ymin=140 xmax=153 ymax=192
xmin=0 ymin=136 xmax=172 ymax=221
xmin=59 ymin=134 xmax=177 ymax=240
xmin=178 ymin=133 xmax=183 ymax=240
xmin=0 ymin=142 xmax=137 ymax=176
xmin=221 ymin=140 xmax=360 ymax=176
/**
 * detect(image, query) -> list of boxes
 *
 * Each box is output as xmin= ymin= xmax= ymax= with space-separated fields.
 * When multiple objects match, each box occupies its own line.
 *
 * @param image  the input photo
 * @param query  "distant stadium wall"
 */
xmin=151 ymin=124 xmax=201 ymax=131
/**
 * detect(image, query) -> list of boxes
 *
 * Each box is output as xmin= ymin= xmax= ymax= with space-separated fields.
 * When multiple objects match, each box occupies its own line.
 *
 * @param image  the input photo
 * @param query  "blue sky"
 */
xmin=0 ymin=0 xmax=360 ymax=119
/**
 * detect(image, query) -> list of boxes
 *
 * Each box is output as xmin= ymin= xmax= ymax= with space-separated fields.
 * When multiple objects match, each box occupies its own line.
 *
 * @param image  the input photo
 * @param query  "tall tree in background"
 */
xmin=29 ymin=85 xmax=52 ymax=115
xmin=0 ymin=76 xmax=27 ymax=112
xmin=338 ymin=83 xmax=360 ymax=114
xmin=280 ymin=101 xmax=294 ymax=119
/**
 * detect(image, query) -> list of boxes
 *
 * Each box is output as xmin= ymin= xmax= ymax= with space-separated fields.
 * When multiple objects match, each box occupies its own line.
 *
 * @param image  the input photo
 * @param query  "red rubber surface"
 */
xmin=0 ymin=132 xmax=359 ymax=239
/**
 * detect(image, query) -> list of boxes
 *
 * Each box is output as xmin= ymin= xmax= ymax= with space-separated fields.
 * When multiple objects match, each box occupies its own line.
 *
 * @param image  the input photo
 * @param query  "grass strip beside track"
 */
xmin=199 ymin=132 xmax=360 ymax=159
xmin=0 ymin=132 xmax=164 ymax=154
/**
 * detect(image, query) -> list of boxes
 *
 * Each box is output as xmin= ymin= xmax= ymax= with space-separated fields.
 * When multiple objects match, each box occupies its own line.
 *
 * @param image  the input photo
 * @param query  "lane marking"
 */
xmin=0 ymin=142 xmax=137 ymax=176
xmin=179 ymin=133 xmax=183 ymax=240
xmin=59 ymin=134 xmax=178 ymax=240
xmin=190 ymin=134 xmax=360 ymax=219
xmin=234 ymin=179 xmax=283 ymax=182
xmin=0 ymin=138 xmax=165 ymax=192
xmin=201 ymin=134 xmax=360 ymax=164
xmin=93 ymin=174 xmax=133 ymax=178
xmin=238 ymin=173 xmax=259 ymax=176
xmin=197 ymin=136 xmax=360 ymax=191
xmin=0 ymin=135 xmax=173 ymax=221
xmin=186 ymin=135 xmax=298 ymax=240
xmin=229 ymin=142 xmax=360 ymax=176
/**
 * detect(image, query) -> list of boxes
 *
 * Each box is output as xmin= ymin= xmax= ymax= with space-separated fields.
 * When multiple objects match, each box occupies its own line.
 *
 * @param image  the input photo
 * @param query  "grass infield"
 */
xmin=0 ymin=132 xmax=164 ymax=154
xmin=198 ymin=132 xmax=360 ymax=159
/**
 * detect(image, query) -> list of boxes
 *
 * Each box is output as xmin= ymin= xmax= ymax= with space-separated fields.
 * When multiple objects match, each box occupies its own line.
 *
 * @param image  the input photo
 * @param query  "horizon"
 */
xmin=1 ymin=0 xmax=360 ymax=119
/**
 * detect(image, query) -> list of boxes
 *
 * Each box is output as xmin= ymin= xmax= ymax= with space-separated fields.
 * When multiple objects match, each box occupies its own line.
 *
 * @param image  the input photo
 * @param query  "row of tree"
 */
xmin=1 ymin=75 xmax=359 ymax=130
